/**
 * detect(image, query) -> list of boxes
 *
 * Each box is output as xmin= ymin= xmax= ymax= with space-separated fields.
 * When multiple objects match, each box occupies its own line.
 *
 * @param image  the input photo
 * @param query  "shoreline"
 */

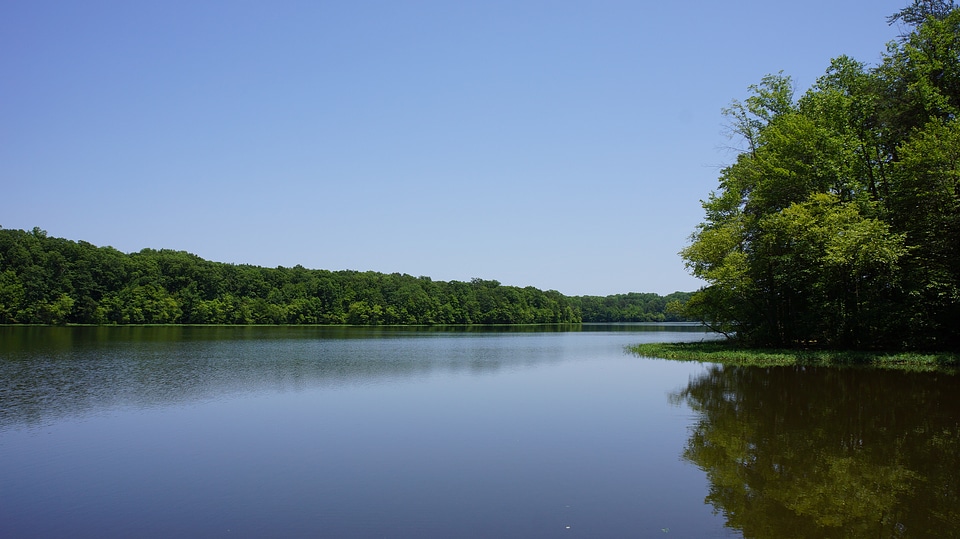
xmin=629 ymin=341 xmax=960 ymax=373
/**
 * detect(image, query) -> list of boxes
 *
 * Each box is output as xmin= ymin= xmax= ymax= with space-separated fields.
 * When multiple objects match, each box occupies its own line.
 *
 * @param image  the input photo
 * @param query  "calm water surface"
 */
xmin=1 ymin=325 xmax=957 ymax=538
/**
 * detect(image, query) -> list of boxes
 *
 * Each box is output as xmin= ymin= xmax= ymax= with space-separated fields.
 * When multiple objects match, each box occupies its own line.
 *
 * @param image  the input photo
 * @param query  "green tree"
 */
xmin=0 ymin=269 xmax=25 ymax=323
xmin=889 ymin=119 xmax=960 ymax=346
xmin=682 ymin=3 xmax=960 ymax=350
xmin=0 ymin=227 xmax=587 ymax=327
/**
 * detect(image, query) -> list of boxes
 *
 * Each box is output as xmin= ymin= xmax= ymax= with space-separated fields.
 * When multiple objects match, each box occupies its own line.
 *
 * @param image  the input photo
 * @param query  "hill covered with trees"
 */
xmin=571 ymin=292 xmax=691 ymax=323
xmin=682 ymin=1 xmax=960 ymax=350
xmin=0 ymin=227 xmax=687 ymax=325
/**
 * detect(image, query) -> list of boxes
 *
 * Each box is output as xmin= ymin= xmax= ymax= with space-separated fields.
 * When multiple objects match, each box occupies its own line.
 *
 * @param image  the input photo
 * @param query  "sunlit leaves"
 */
xmin=683 ymin=4 xmax=960 ymax=349
xmin=0 ymin=227 xmax=602 ymax=326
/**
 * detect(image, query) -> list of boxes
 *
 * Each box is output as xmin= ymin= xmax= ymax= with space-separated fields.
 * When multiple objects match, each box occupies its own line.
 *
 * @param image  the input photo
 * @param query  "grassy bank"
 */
xmin=628 ymin=341 xmax=960 ymax=372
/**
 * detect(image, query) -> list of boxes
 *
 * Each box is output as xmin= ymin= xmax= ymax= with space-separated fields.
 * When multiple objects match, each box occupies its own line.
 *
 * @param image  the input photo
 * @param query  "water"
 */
xmin=1 ymin=325 xmax=957 ymax=538
xmin=674 ymin=364 xmax=960 ymax=537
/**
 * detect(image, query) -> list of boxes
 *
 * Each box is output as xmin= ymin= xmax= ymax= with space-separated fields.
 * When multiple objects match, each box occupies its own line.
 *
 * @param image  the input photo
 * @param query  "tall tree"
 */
xmin=682 ymin=2 xmax=960 ymax=350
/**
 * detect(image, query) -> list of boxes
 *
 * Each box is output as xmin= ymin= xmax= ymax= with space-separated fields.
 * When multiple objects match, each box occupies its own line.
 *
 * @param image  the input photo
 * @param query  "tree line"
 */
xmin=682 ymin=1 xmax=960 ymax=350
xmin=575 ymin=292 xmax=691 ymax=322
xmin=0 ymin=227 xmax=687 ymax=325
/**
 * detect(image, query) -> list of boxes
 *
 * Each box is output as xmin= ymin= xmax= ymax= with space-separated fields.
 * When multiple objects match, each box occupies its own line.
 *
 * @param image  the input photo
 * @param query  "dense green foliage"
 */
xmin=0 ymin=227 xmax=686 ymax=325
xmin=569 ymin=291 xmax=691 ymax=322
xmin=683 ymin=2 xmax=960 ymax=350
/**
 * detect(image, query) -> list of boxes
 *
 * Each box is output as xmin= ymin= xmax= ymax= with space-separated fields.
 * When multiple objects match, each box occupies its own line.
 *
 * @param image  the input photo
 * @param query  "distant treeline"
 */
xmin=0 ymin=228 xmax=689 ymax=325
xmin=574 ymin=292 xmax=691 ymax=323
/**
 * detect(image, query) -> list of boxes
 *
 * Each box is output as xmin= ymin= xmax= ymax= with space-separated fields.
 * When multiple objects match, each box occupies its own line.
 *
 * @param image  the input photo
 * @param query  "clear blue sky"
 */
xmin=1 ymin=1 xmax=907 ymax=296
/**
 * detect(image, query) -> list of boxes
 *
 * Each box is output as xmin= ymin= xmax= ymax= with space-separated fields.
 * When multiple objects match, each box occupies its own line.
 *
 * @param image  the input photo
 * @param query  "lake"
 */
xmin=1 ymin=325 xmax=957 ymax=538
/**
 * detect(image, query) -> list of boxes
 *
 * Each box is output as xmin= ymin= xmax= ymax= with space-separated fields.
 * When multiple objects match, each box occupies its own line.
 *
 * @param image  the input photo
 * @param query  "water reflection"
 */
xmin=672 ymin=365 xmax=960 ymax=537
xmin=0 ymin=323 xmax=708 ymax=352
xmin=0 ymin=325 xmax=711 ymax=430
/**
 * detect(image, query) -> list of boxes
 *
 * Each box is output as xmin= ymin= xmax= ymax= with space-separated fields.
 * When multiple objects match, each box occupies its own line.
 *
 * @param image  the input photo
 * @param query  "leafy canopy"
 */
xmin=682 ymin=2 xmax=960 ymax=350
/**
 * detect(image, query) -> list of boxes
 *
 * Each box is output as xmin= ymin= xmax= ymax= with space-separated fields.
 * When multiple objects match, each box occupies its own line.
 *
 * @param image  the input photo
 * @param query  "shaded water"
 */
xmin=1 ymin=325 xmax=957 ymax=537
xmin=673 ymin=364 xmax=960 ymax=538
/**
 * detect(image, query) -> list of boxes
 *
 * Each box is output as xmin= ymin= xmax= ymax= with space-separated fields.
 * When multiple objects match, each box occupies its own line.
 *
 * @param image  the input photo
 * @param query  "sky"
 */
xmin=1 ymin=0 xmax=908 ymax=296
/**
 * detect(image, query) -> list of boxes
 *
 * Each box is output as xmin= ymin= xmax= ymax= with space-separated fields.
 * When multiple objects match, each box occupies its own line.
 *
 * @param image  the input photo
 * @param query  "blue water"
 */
xmin=0 ymin=325 xmax=733 ymax=538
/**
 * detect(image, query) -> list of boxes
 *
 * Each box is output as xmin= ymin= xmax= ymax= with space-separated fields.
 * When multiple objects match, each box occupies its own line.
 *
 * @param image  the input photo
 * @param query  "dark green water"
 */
xmin=1 ymin=325 xmax=957 ymax=538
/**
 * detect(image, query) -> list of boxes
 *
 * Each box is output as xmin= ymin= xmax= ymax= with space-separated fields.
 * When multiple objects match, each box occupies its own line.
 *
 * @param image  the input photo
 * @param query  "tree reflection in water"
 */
xmin=672 ymin=365 xmax=960 ymax=538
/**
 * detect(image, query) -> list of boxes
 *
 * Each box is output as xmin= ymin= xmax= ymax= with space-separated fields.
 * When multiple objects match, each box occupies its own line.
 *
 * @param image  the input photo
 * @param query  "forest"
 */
xmin=0 ymin=227 xmax=687 ymax=326
xmin=682 ymin=1 xmax=960 ymax=350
